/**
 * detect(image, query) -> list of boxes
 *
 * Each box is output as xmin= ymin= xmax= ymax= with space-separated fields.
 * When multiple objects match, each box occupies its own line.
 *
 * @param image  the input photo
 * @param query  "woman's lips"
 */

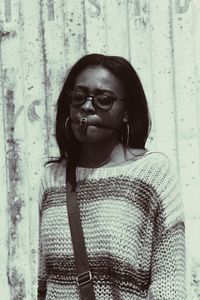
xmin=73 ymin=117 xmax=102 ymax=127
xmin=72 ymin=117 xmax=117 ymax=130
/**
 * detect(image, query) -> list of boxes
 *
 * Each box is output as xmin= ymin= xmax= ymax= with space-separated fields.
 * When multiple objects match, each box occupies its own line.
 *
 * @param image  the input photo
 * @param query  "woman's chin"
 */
xmin=73 ymin=126 xmax=114 ymax=144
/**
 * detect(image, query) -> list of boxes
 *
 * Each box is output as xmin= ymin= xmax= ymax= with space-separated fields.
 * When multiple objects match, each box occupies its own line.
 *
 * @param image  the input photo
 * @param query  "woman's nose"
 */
xmin=80 ymin=98 xmax=95 ymax=114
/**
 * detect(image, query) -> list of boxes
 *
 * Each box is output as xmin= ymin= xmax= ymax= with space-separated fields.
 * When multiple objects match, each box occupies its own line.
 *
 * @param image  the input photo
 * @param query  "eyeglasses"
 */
xmin=68 ymin=90 xmax=126 ymax=112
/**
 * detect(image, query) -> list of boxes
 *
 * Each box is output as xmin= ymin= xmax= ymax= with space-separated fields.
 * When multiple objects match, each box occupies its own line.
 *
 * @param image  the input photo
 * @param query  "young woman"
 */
xmin=38 ymin=54 xmax=185 ymax=299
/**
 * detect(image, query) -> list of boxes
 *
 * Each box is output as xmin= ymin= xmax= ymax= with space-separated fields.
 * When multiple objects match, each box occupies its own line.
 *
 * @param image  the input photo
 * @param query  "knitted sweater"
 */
xmin=38 ymin=152 xmax=185 ymax=300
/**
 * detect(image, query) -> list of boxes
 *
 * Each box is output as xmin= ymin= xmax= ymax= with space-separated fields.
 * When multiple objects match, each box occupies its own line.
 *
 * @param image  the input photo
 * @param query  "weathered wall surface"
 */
xmin=0 ymin=0 xmax=200 ymax=299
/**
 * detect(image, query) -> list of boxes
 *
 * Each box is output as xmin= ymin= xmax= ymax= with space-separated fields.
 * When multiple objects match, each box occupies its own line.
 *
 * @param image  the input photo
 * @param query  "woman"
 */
xmin=38 ymin=54 xmax=185 ymax=299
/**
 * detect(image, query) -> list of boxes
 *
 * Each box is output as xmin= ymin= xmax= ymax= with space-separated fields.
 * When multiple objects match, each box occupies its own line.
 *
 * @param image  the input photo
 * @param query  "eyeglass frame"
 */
xmin=67 ymin=90 xmax=126 ymax=112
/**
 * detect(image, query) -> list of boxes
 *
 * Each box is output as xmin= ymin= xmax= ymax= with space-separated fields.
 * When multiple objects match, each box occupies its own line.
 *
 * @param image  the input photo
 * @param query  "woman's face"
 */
xmin=70 ymin=66 xmax=127 ymax=144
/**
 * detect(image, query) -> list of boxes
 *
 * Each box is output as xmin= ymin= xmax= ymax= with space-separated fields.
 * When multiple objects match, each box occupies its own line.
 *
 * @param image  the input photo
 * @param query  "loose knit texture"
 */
xmin=38 ymin=152 xmax=185 ymax=300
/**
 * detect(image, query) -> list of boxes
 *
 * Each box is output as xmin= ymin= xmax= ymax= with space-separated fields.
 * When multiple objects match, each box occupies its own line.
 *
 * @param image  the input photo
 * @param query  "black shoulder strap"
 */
xmin=66 ymin=166 xmax=96 ymax=300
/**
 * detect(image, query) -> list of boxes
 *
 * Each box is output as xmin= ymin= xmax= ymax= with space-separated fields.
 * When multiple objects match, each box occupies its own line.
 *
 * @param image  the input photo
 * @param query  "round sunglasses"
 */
xmin=68 ymin=90 xmax=126 ymax=111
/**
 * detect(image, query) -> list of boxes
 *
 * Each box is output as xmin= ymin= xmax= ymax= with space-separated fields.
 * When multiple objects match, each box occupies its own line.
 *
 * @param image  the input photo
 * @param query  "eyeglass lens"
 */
xmin=69 ymin=91 xmax=116 ymax=111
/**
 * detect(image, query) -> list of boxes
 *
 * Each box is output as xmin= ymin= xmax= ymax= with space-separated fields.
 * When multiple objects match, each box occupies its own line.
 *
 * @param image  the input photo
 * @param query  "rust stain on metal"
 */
xmin=5 ymin=0 xmax=12 ymax=23
xmin=4 ymin=86 xmax=26 ymax=297
xmin=7 ymin=266 xmax=26 ymax=299
xmin=0 ymin=30 xmax=16 ymax=40
xmin=0 ymin=31 xmax=10 ymax=39
xmin=5 ymin=87 xmax=24 ymax=228
xmin=9 ymin=196 xmax=23 ymax=240
xmin=4 ymin=87 xmax=24 ymax=242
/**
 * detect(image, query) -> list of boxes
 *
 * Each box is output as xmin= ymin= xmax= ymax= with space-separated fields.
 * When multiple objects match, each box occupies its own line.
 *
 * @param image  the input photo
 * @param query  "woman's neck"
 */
xmin=78 ymin=140 xmax=124 ymax=168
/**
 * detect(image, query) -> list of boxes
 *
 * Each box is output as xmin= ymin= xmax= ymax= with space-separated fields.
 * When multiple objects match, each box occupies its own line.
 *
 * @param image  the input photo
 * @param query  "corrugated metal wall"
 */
xmin=0 ymin=0 xmax=200 ymax=299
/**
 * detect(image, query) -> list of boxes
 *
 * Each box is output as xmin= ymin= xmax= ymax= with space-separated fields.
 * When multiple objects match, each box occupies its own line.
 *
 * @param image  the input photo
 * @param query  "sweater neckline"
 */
xmin=76 ymin=143 xmax=153 ymax=170
xmin=75 ymin=151 xmax=158 ymax=182
xmin=76 ymin=150 xmax=153 ymax=171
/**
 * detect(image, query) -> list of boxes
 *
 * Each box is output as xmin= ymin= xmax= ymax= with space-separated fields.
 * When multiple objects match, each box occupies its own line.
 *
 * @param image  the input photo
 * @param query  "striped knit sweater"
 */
xmin=38 ymin=152 xmax=185 ymax=300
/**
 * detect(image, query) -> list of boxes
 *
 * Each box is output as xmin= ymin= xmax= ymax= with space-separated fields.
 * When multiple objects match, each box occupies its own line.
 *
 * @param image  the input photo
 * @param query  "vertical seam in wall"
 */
xmin=0 ymin=34 xmax=10 ymax=294
xmin=48 ymin=0 xmax=55 ymax=21
xmin=0 ymin=34 xmax=15 ymax=299
xmin=39 ymin=0 xmax=50 ymax=157
xmin=104 ymin=0 xmax=108 ymax=53
xmin=61 ymin=0 xmax=67 ymax=64
xmin=0 ymin=41 xmax=9 ymax=189
xmin=82 ymin=0 xmax=87 ymax=54
xmin=147 ymin=4 xmax=156 ymax=149
xmin=169 ymin=0 xmax=181 ymax=179
xmin=126 ymin=1 xmax=131 ymax=61
xmin=191 ymin=2 xmax=200 ymax=181
xmin=102 ymin=1 xmax=106 ymax=55
xmin=18 ymin=1 xmax=34 ymax=295
xmin=5 ymin=0 xmax=12 ymax=23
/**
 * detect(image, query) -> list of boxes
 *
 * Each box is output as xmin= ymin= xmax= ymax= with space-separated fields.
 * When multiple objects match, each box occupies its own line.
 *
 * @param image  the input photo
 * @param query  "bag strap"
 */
xmin=66 ymin=166 xmax=96 ymax=300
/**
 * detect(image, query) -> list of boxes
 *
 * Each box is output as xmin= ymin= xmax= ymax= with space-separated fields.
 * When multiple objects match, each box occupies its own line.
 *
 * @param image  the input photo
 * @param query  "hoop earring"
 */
xmin=64 ymin=117 xmax=71 ymax=160
xmin=65 ymin=116 xmax=71 ymax=139
xmin=121 ymin=121 xmax=130 ymax=148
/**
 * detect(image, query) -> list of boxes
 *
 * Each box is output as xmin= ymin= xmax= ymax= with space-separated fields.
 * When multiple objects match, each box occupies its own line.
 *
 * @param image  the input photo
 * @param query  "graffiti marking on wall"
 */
xmin=87 ymin=0 xmax=101 ymax=18
xmin=175 ymin=0 xmax=191 ymax=14
xmin=27 ymin=100 xmax=41 ymax=123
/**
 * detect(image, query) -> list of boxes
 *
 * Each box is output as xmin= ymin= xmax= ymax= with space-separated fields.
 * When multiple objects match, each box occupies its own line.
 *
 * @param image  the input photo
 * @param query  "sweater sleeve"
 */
xmin=37 ymin=223 xmax=47 ymax=300
xmin=148 ymin=156 xmax=186 ymax=299
xmin=37 ymin=169 xmax=47 ymax=300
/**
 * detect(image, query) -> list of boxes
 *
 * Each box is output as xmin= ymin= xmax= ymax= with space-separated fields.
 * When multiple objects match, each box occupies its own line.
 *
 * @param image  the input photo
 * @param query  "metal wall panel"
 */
xmin=0 ymin=0 xmax=199 ymax=299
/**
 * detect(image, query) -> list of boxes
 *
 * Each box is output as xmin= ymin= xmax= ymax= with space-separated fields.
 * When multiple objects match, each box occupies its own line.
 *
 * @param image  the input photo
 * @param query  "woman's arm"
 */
xmin=148 ymin=156 xmax=186 ymax=299
xmin=37 ymin=228 xmax=47 ymax=300
xmin=37 ymin=170 xmax=47 ymax=300
xmin=148 ymin=221 xmax=185 ymax=299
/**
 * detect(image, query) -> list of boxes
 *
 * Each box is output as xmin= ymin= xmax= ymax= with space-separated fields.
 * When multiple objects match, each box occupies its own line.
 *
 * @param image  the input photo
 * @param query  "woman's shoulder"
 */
xmin=126 ymin=149 xmax=170 ymax=171
xmin=137 ymin=151 xmax=179 ymax=193
xmin=141 ymin=150 xmax=170 ymax=168
xmin=40 ymin=159 xmax=66 ymax=192
xmin=125 ymin=150 xmax=175 ymax=186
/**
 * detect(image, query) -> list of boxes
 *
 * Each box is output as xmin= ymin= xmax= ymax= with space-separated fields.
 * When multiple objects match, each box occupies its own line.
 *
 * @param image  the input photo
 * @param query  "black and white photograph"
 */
xmin=0 ymin=1 xmax=199 ymax=299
